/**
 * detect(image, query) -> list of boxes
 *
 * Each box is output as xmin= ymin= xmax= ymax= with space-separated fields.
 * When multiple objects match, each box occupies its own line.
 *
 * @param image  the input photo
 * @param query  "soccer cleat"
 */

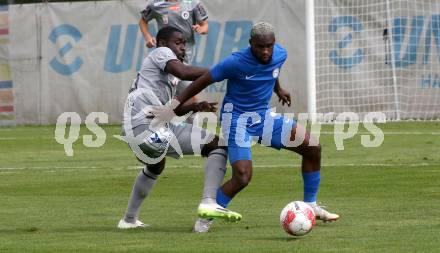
xmin=310 ymin=205 xmax=340 ymax=222
xmin=197 ymin=203 xmax=242 ymax=222
xmin=117 ymin=219 xmax=149 ymax=229
xmin=193 ymin=218 xmax=214 ymax=233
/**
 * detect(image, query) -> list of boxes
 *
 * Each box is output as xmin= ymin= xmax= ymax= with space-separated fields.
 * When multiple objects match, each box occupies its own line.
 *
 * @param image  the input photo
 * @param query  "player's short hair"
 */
xmin=250 ymin=22 xmax=275 ymax=38
xmin=156 ymin=26 xmax=183 ymax=43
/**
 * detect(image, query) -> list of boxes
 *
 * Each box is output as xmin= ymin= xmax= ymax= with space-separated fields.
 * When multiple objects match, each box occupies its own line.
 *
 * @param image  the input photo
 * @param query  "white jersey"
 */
xmin=125 ymin=47 xmax=181 ymax=128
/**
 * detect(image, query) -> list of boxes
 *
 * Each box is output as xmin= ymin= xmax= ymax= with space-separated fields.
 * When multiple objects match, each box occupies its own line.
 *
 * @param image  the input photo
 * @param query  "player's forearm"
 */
xmin=174 ymin=102 xmax=198 ymax=116
xmin=139 ymin=18 xmax=153 ymax=40
xmin=274 ymin=79 xmax=282 ymax=93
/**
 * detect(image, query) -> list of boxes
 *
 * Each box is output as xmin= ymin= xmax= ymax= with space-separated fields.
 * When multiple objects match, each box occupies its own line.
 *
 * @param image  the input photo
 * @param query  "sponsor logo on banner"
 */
xmin=49 ymin=24 xmax=83 ymax=76
xmin=329 ymin=14 xmax=440 ymax=89
xmin=48 ymin=20 xmax=253 ymax=95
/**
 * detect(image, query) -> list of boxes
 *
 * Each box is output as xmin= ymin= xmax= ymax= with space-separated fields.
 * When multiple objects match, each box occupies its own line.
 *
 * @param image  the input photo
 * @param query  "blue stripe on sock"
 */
xmin=216 ymin=188 xmax=231 ymax=208
xmin=302 ymin=171 xmax=320 ymax=203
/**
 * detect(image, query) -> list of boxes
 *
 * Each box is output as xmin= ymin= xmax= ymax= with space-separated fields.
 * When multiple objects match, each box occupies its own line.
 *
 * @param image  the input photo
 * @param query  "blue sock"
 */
xmin=302 ymin=171 xmax=320 ymax=203
xmin=216 ymin=188 xmax=232 ymax=208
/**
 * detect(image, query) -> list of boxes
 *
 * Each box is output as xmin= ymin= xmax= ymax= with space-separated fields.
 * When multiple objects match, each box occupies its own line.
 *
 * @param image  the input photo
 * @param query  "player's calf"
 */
xmin=230 ymin=161 xmax=253 ymax=191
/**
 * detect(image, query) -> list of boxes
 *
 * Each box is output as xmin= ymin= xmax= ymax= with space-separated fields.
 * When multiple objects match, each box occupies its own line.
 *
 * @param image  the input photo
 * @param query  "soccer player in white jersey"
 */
xmin=117 ymin=26 xmax=241 ymax=232
xmin=139 ymin=0 xmax=209 ymax=100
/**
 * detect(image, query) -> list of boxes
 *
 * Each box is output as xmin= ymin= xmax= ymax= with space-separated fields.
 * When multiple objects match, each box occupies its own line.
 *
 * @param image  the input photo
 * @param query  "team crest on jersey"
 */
xmin=273 ymin=68 xmax=280 ymax=78
xmin=181 ymin=11 xmax=190 ymax=20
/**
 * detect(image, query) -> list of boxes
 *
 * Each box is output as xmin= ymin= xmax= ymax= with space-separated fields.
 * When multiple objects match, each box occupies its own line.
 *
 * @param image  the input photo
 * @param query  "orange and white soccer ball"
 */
xmin=280 ymin=201 xmax=316 ymax=236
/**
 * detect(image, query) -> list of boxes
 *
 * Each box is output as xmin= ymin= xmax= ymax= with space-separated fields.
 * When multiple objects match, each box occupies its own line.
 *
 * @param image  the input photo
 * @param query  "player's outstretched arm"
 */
xmin=139 ymin=18 xmax=156 ymax=48
xmin=165 ymin=60 xmax=208 ymax=81
xmin=174 ymin=72 xmax=214 ymax=116
xmin=172 ymin=101 xmax=217 ymax=116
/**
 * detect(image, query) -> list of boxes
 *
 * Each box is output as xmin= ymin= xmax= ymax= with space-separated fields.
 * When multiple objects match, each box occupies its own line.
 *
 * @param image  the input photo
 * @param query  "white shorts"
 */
xmin=123 ymin=122 xmax=216 ymax=161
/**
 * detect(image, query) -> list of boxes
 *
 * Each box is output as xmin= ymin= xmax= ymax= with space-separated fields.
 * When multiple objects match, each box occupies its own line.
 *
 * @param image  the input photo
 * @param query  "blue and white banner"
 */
xmin=8 ymin=0 xmax=305 ymax=124
xmin=314 ymin=0 xmax=440 ymax=120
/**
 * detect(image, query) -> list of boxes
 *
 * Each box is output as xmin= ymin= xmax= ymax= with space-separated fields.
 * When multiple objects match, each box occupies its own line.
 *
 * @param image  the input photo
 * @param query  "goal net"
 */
xmin=313 ymin=0 xmax=440 ymax=121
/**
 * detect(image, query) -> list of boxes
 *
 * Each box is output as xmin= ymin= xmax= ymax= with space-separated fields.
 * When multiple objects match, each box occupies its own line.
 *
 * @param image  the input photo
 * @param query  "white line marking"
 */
xmin=0 ymin=166 xmax=101 ymax=170
xmin=0 ymin=163 xmax=438 ymax=171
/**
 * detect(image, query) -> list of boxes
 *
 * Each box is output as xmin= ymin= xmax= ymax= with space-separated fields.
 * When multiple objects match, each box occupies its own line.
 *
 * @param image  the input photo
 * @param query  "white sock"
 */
xmin=124 ymin=167 xmax=158 ymax=223
xmin=201 ymin=148 xmax=227 ymax=205
xmin=305 ymin=201 xmax=317 ymax=206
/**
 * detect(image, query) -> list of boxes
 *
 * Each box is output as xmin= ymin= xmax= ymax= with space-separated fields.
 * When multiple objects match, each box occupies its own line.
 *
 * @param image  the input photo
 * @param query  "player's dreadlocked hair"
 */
xmin=156 ymin=26 xmax=183 ymax=44
xmin=250 ymin=22 xmax=275 ymax=38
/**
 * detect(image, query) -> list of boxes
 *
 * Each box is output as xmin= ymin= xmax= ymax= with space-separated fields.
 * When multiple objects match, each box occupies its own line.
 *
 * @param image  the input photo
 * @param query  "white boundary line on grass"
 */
xmin=1 ymin=163 xmax=439 ymax=171
xmin=133 ymin=163 xmax=440 ymax=169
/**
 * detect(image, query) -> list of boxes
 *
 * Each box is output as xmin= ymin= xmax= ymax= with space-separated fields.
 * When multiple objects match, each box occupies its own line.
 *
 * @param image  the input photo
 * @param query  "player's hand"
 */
xmin=196 ymin=101 xmax=218 ymax=112
xmin=148 ymin=99 xmax=191 ymax=128
xmin=146 ymin=37 xmax=156 ymax=48
xmin=192 ymin=24 xmax=203 ymax=34
xmin=276 ymin=88 xmax=291 ymax=107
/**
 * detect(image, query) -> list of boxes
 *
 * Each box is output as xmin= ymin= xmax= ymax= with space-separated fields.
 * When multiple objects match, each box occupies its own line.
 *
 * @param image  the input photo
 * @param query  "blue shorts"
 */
xmin=222 ymin=112 xmax=297 ymax=164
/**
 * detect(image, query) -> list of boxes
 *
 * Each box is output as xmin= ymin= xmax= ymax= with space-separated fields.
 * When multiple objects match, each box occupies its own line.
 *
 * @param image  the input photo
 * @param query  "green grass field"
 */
xmin=0 ymin=122 xmax=439 ymax=253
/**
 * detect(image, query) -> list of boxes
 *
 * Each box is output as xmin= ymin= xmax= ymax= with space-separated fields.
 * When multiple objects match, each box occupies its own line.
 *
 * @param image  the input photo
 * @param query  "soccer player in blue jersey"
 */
xmin=174 ymin=22 xmax=339 ymax=232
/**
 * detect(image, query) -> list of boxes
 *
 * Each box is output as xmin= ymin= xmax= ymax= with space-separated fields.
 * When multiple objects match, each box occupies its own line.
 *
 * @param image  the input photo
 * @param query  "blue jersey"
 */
xmin=210 ymin=44 xmax=287 ymax=115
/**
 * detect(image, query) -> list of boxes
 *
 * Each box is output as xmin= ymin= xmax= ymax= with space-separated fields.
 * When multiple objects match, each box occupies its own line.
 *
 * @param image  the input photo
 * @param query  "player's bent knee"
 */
xmin=145 ymin=159 xmax=166 ymax=175
xmin=146 ymin=165 xmax=163 ymax=175
xmin=201 ymin=136 xmax=224 ymax=157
